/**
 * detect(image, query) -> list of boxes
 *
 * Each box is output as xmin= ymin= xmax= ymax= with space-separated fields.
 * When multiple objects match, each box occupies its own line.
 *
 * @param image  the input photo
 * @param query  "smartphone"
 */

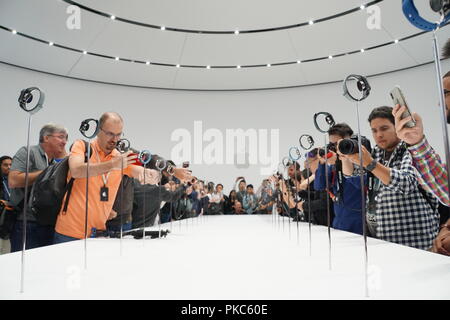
xmin=182 ymin=161 xmax=190 ymax=168
xmin=390 ymin=86 xmax=415 ymax=128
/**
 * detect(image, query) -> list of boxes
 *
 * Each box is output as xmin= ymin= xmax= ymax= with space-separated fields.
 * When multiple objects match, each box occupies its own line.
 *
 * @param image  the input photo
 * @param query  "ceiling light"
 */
xmin=110 ymin=15 xmax=115 ymax=20
xmin=235 ymin=30 xmax=239 ymax=35
xmin=360 ymin=49 xmax=365 ymax=53
xmin=176 ymin=64 xmax=180 ymax=68
xmin=49 ymin=42 xmax=54 ymax=46
xmin=206 ymin=65 xmax=210 ymax=69
xmin=83 ymin=50 xmax=87 ymax=55
xmin=12 ymin=30 xmax=17 ymax=34
xmin=146 ymin=61 xmax=150 ymax=65
xmin=115 ymin=57 xmax=119 ymax=61
xmin=360 ymin=5 xmax=365 ymax=10
xmin=267 ymin=64 xmax=271 ymax=67
xmin=161 ymin=26 xmax=165 ymax=31
xmin=297 ymin=60 xmax=301 ymax=64
xmin=328 ymin=55 xmax=333 ymax=59
xmin=309 ymin=20 xmax=314 ymax=25
xmin=237 ymin=65 xmax=241 ymax=69
xmin=394 ymin=39 xmax=399 ymax=43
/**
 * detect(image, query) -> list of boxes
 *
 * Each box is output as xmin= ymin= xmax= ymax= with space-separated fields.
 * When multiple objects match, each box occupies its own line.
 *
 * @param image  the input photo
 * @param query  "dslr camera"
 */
xmin=337 ymin=135 xmax=372 ymax=155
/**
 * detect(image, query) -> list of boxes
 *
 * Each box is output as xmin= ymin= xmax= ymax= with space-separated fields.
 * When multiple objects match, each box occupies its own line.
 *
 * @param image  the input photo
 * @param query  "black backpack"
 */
xmin=29 ymin=140 xmax=92 ymax=226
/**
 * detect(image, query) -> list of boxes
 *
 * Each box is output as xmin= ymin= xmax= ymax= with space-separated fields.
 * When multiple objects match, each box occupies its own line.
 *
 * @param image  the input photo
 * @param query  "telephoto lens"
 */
xmin=338 ymin=139 xmax=359 ymax=155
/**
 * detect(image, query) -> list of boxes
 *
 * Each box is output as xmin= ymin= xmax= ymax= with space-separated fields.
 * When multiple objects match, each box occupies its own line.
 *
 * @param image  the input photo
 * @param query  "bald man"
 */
xmin=54 ymin=112 xmax=161 ymax=242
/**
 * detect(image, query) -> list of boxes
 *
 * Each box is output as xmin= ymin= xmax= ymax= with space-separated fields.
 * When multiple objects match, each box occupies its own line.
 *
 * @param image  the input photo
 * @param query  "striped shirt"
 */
xmin=371 ymin=142 xmax=439 ymax=250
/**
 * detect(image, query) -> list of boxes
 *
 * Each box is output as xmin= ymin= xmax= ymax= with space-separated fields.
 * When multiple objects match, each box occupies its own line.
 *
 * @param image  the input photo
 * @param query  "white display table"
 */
xmin=1 ymin=215 xmax=449 ymax=299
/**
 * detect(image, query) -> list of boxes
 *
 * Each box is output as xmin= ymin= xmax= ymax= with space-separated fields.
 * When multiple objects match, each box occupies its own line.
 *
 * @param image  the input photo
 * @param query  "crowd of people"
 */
xmin=1 ymin=46 xmax=450 ymax=257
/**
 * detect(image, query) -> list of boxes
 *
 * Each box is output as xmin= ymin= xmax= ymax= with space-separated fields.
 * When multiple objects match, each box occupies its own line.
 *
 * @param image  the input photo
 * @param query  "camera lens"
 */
xmin=338 ymin=139 xmax=359 ymax=155
xmin=318 ymin=149 xmax=325 ymax=157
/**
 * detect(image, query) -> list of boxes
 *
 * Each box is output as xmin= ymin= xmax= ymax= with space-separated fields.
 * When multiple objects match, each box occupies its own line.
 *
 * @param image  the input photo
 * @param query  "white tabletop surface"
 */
xmin=1 ymin=215 xmax=449 ymax=300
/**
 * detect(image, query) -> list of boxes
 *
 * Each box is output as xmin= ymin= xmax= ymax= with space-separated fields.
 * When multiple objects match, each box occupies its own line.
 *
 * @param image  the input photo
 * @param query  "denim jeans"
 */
xmin=10 ymin=220 xmax=55 ymax=252
xmin=106 ymin=222 xmax=132 ymax=235
xmin=53 ymin=232 xmax=79 ymax=244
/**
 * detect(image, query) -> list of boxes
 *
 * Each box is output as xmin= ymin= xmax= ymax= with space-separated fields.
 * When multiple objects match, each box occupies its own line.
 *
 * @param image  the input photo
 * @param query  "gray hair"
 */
xmin=39 ymin=123 xmax=68 ymax=143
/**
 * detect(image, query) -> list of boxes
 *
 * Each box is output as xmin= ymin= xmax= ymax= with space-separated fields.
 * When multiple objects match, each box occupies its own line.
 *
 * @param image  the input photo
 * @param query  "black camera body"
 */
xmin=338 ymin=135 xmax=372 ymax=155
xmin=315 ymin=142 xmax=336 ymax=157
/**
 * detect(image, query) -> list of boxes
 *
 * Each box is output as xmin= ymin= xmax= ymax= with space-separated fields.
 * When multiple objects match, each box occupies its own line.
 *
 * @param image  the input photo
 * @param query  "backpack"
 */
xmin=29 ymin=140 xmax=92 ymax=226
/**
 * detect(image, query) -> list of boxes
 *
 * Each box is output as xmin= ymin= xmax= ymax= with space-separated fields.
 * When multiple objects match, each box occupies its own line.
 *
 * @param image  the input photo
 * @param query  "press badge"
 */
xmin=100 ymin=186 xmax=109 ymax=202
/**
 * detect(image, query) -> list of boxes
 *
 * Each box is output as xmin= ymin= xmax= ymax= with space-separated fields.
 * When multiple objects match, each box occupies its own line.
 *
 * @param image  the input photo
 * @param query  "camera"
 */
xmin=338 ymin=135 xmax=372 ymax=155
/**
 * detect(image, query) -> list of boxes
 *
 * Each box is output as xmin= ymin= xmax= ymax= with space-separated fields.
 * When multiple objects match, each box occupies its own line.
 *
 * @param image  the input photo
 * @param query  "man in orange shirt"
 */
xmin=54 ymin=112 xmax=177 ymax=242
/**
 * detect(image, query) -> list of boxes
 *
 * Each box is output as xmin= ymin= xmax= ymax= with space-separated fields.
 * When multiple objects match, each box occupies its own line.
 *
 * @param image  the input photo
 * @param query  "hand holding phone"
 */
xmin=390 ymin=86 xmax=415 ymax=128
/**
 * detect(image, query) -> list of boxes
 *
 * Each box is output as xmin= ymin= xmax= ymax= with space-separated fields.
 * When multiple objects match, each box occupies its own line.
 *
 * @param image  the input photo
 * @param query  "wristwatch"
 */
xmin=365 ymin=159 xmax=378 ymax=172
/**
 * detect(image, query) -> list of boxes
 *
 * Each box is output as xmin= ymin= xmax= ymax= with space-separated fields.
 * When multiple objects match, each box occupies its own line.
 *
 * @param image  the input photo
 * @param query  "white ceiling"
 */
xmin=0 ymin=0 xmax=449 ymax=90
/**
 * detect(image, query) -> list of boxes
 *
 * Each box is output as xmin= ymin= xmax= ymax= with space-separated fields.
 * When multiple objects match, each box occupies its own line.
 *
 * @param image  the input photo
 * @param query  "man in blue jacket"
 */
xmin=314 ymin=123 xmax=366 ymax=235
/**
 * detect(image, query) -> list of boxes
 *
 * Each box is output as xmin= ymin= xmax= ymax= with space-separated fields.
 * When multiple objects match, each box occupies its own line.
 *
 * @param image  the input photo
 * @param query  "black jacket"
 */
xmin=131 ymin=183 xmax=186 ymax=228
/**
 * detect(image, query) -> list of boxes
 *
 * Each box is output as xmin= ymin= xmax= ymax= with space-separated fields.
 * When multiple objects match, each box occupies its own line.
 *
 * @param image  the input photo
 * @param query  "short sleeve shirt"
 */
xmin=10 ymin=144 xmax=50 ymax=220
xmin=55 ymin=139 xmax=133 ymax=239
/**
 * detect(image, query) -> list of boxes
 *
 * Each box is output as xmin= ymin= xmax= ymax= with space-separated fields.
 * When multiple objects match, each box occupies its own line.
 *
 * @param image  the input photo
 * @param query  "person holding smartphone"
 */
xmin=392 ymin=71 xmax=450 ymax=255
xmin=343 ymin=106 xmax=439 ymax=250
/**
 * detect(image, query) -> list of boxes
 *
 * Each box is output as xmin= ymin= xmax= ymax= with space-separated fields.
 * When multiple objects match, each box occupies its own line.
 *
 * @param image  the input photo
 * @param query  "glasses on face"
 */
xmin=100 ymin=128 xmax=123 ymax=139
xmin=48 ymin=134 xmax=68 ymax=141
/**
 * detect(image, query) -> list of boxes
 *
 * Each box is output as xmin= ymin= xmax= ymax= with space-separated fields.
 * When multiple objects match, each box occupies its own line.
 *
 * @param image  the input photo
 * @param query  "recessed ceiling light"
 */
xmin=176 ymin=64 xmax=180 ymax=68
xmin=49 ymin=42 xmax=54 ymax=46
xmin=110 ymin=15 xmax=115 ymax=20
xmin=146 ymin=61 xmax=150 ymax=65
xmin=161 ymin=26 xmax=165 ymax=30
xmin=115 ymin=57 xmax=119 ymax=61
xmin=267 ymin=64 xmax=271 ymax=67
xmin=297 ymin=60 xmax=301 ymax=64
xmin=328 ymin=55 xmax=333 ymax=59
xmin=360 ymin=49 xmax=365 ymax=53
xmin=12 ymin=30 xmax=17 ymax=34
xmin=237 ymin=65 xmax=241 ymax=69
xmin=206 ymin=65 xmax=210 ymax=69
xmin=83 ymin=50 xmax=87 ymax=55
xmin=235 ymin=30 xmax=239 ymax=35
xmin=309 ymin=20 xmax=314 ymax=25
xmin=394 ymin=39 xmax=399 ymax=43
xmin=360 ymin=5 xmax=365 ymax=10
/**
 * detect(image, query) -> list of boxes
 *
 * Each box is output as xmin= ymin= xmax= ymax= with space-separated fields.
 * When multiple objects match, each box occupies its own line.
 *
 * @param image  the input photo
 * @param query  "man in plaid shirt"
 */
xmin=342 ymin=106 xmax=439 ymax=250
xmin=392 ymin=71 xmax=450 ymax=255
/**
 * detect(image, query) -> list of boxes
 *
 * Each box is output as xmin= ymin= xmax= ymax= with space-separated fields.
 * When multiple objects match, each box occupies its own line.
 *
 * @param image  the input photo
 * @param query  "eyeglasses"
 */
xmin=48 ymin=135 xmax=68 ymax=141
xmin=100 ymin=128 xmax=123 ymax=139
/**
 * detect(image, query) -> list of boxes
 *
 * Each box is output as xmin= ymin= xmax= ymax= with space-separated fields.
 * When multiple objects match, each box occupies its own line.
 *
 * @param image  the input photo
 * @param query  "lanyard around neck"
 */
xmin=94 ymin=146 xmax=110 ymax=186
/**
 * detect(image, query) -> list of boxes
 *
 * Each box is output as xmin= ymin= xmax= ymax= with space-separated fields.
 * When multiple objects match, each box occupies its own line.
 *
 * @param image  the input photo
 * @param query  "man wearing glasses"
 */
xmin=393 ymin=71 xmax=450 ymax=255
xmin=54 ymin=112 xmax=191 ymax=243
xmin=9 ymin=124 xmax=69 ymax=252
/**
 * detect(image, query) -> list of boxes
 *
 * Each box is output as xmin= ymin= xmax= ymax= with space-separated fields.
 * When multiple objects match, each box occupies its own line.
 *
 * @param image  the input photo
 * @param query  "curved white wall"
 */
xmin=1 ymin=61 xmax=449 ymax=192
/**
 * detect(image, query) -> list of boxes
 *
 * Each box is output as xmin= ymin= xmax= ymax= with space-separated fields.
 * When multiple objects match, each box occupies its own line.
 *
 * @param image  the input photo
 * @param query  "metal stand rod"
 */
xmin=142 ymin=164 xmax=146 ymax=245
xmin=295 ymin=164 xmax=300 ymax=245
xmin=84 ymin=138 xmax=91 ymax=270
xmin=324 ymin=135 xmax=332 ymax=271
xmin=157 ymin=170 xmax=162 ymax=239
xmin=432 ymin=31 xmax=450 ymax=206
xmin=120 ymin=156 xmax=124 ymax=256
xmin=307 ymin=165 xmax=312 ymax=256
xmin=356 ymin=101 xmax=369 ymax=298
xmin=20 ymin=113 xmax=32 ymax=293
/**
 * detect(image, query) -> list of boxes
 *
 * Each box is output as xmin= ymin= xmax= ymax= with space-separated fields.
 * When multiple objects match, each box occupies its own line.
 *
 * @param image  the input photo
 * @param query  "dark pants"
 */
xmin=53 ymin=232 xmax=79 ymax=244
xmin=106 ymin=222 xmax=132 ymax=236
xmin=10 ymin=220 xmax=55 ymax=252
